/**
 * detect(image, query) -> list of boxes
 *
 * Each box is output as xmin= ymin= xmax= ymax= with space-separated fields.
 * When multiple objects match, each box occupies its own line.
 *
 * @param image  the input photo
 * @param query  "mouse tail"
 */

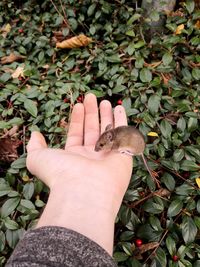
xmin=141 ymin=153 xmax=155 ymax=182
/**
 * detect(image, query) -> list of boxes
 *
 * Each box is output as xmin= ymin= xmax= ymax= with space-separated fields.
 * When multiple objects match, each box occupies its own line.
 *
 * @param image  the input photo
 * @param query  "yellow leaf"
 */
xmin=195 ymin=178 xmax=200 ymax=188
xmin=56 ymin=34 xmax=93 ymax=49
xmin=147 ymin=132 xmax=159 ymax=137
xmin=22 ymin=175 xmax=30 ymax=182
xmin=175 ymin=24 xmax=184 ymax=35
xmin=1 ymin=23 xmax=11 ymax=38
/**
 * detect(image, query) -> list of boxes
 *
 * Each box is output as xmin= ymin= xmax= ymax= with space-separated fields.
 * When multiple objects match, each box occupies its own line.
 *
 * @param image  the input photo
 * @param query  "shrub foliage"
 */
xmin=0 ymin=0 xmax=200 ymax=266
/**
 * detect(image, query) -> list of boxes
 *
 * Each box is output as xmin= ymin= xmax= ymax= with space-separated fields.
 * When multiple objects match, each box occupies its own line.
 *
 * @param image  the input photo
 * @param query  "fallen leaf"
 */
xmin=144 ymin=61 xmax=162 ymax=68
xmin=161 ymin=73 xmax=172 ymax=85
xmin=59 ymin=118 xmax=69 ymax=130
xmin=56 ymin=34 xmax=93 ymax=49
xmin=1 ymin=23 xmax=11 ymax=38
xmin=11 ymin=65 xmax=25 ymax=79
xmin=175 ymin=24 xmax=184 ymax=35
xmin=196 ymin=178 xmax=200 ymax=188
xmin=134 ymin=242 xmax=159 ymax=259
xmin=2 ymin=125 xmax=19 ymax=138
xmin=195 ymin=20 xmax=200 ymax=29
xmin=147 ymin=131 xmax=159 ymax=137
xmin=0 ymin=137 xmax=21 ymax=162
xmin=0 ymin=53 xmax=26 ymax=64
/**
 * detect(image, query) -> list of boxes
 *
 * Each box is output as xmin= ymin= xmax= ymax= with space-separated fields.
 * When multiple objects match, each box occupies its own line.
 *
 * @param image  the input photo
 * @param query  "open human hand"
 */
xmin=26 ymin=93 xmax=133 ymax=218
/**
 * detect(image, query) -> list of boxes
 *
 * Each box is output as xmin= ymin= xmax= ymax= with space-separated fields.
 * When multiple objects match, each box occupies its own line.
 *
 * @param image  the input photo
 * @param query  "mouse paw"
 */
xmin=119 ymin=150 xmax=134 ymax=156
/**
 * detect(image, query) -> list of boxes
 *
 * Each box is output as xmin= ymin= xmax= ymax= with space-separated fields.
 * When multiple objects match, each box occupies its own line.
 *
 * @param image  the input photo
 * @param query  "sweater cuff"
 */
xmin=6 ymin=226 xmax=117 ymax=267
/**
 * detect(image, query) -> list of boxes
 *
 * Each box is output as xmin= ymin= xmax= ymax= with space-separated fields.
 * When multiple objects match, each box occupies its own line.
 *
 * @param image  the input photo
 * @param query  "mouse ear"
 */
xmin=106 ymin=131 xmax=114 ymax=142
xmin=105 ymin=124 xmax=112 ymax=131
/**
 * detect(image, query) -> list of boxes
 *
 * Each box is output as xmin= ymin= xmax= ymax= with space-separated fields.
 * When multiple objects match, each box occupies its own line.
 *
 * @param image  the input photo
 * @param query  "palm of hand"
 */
xmin=27 ymin=94 xmax=132 ymax=215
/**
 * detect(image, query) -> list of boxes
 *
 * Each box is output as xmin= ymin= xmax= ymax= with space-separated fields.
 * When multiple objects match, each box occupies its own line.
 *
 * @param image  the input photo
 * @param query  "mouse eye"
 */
xmin=99 ymin=143 xmax=104 ymax=147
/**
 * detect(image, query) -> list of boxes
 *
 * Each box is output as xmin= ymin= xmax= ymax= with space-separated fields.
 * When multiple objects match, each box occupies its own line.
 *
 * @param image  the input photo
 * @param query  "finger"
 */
xmin=26 ymin=131 xmax=47 ymax=153
xmin=65 ymin=103 xmax=84 ymax=148
xmin=99 ymin=100 xmax=113 ymax=133
xmin=84 ymin=93 xmax=100 ymax=146
xmin=114 ymin=105 xmax=128 ymax=128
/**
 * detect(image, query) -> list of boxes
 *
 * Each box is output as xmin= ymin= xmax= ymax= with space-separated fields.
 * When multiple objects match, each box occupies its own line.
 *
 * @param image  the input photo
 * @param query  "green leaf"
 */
xmin=106 ymin=54 xmax=121 ymax=63
xmin=180 ymin=160 xmax=200 ymax=171
xmin=11 ymin=157 xmax=26 ymax=169
xmin=162 ymin=53 xmax=173 ymax=66
xmin=181 ymin=216 xmax=197 ymax=244
xmin=23 ymin=183 xmax=34 ymax=200
xmin=4 ymin=217 xmax=19 ymax=230
xmin=24 ymin=99 xmax=38 ymax=117
xmin=127 ymin=13 xmax=141 ymax=25
xmin=35 ymin=199 xmax=45 ymax=208
xmin=20 ymin=199 xmax=35 ymax=210
xmin=166 ymin=236 xmax=176 ymax=256
xmin=113 ymin=252 xmax=129 ymax=262
xmin=173 ymin=149 xmax=184 ymax=162
xmin=0 ymin=231 xmax=6 ymax=252
xmin=160 ymin=120 xmax=172 ymax=139
xmin=161 ymin=173 xmax=175 ymax=191
xmin=177 ymin=117 xmax=186 ymax=132
xmin=127 ymin=43 xmax=135 ymax=55
xmin=167 ymin=199 xmax=183 ymax=217
xmin=1 ymin=197 xmax=20 ymax=218
xmin=0 ymin=73 xmax=11 ymax=83
xmin=6 ymin=229 xmax=24 ymax=249
xmin=137 ymin=224 xmax=163 ymax=241
xmin=0 ymin=184 xmax=11 ymax=197
xmin=112 ymin=85 xmax=126 ymax=93
xmin=87 ymin=3 xmax=96 ymax=16
xmin=187 ymin=117 xmax=198 ymax=132
xmin=143 ymin=197 xmax=164 ymax=214
xmin=185 ymin=0 xmax=195 ymax=14
xmin=125 ymin=30 xmax=135 ymax=37
xmin=147 ymin=94 xmax=161 ymax=115
xmin=139 ymin=68 xmax=152 ymax=83
xmin=155 ymin=247 xmax=167 ymax=267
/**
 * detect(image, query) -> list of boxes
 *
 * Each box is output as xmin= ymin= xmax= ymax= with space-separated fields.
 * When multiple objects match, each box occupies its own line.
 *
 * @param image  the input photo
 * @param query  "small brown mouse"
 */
xmin=95 ymin=124 xmax=155 ymax=181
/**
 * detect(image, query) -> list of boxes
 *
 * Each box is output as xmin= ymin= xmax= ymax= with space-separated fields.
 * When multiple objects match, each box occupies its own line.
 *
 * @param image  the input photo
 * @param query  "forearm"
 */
xmin=36 ymin=178 xmax=116 ymax=255
xmin=6 ymin=226 xmax=117 ymax=267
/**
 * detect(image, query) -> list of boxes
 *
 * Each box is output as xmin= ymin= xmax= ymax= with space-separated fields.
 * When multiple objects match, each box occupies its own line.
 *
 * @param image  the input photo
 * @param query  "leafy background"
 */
xmin=0 ymin=0 xmax=200 ymax=266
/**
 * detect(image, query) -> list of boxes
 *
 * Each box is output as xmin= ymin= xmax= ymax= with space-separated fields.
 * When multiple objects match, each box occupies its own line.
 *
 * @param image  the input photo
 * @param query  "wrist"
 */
xmin=37 ymin=178 xmax=116 ymax=254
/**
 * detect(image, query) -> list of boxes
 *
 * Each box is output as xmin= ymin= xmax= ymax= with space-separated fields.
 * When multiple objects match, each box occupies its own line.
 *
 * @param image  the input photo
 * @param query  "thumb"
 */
xmin=27 ymin=131 xmax=47 ymax=152
xmin=26 ymin=132 xmax=48 ymax=179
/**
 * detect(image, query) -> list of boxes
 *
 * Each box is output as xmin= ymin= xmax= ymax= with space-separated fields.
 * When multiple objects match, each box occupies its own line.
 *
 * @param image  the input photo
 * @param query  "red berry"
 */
xmin=18 ymin=29 xmax=24 ymax=33
xmin=182 ymin=171 xmax=190 ymax=178
xmin=63 ymin=98 xmax=69 ymax=103
xmin=172 ymin=255 xmax=179 ymax=262
xmin=135 ymin=239 xmax=143 ymax=247
xmin=117 ymin=99 xmax=123 ymax=105
xmin=77 ymin=96 xmax=83 ymax=102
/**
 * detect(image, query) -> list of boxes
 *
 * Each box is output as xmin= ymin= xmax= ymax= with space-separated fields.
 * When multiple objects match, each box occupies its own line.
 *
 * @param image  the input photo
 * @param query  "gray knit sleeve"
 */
xmin=6 ymin=226 xmax=117 ymax=267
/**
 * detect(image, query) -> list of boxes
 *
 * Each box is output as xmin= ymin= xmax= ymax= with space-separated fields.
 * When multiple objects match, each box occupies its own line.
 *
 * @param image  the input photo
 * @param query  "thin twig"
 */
xmin=50 ymin=0 xmax=69 ymax=27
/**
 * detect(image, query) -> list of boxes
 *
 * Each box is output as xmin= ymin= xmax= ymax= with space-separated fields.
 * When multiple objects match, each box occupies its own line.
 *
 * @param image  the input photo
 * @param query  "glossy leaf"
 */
xmin=167 ymin=199 xmax=183 ymax=217
xmin=181 ymin=216 xmax=197 ymax=244
xmin=24 ymin=99 xmax=38 ymax=117
xmin=1 ymin=197 xmax=20 ymax=218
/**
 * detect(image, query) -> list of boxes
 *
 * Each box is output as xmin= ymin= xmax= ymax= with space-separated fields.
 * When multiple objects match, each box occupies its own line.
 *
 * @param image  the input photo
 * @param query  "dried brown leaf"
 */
xmin=134 ymin=242 xmax=159 ymax=259
xmin=1 ymin=53 xmax=26 ymax=64
xmin=0 ymin=137 xmax=21 ymax=162
xmin=56 ymin=34 xmax=93 ymax=49
xmin=11 ymin=65 xmax=25 ymax=79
